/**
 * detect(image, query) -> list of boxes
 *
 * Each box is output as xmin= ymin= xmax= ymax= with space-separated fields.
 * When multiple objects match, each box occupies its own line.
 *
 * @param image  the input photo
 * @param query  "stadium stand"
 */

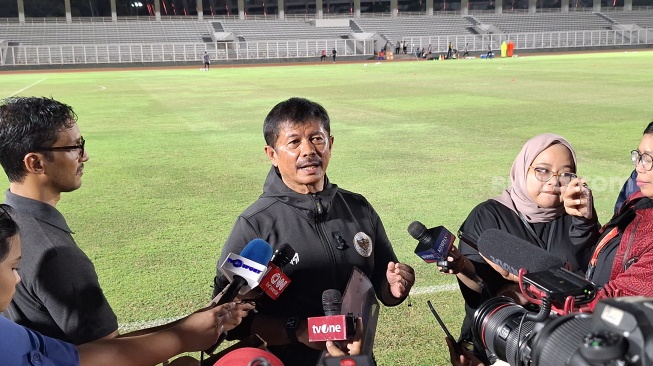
xmin=472 ymin=12 xmax=612 ymax=33
xmin=603 ymin=11 xmax=653 ymax=28
xmin=353 ymin=16 xmax=474 ymax=45
xmin=0 ymin=21 xmax=213 ymax=45
xmin=216 ymin=19 xmax=353 ymax=41
xmin=1 ymin=10 xmax=652 ymax=67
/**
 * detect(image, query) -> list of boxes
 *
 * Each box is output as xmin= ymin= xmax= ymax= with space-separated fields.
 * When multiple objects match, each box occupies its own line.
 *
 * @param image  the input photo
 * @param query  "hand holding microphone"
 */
xmin=325 ymin=316 xmax=364 ymax=358
xmin=409 ymin=221 xmax=482 ymax=292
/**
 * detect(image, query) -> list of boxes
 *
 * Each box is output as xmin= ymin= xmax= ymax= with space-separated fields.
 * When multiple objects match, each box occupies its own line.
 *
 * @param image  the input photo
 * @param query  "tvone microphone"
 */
xmin=258 ymin=243 xmax=295 ymax=300
xmin=409 ymin=221 xmax=455 ymax=264
xmin=214 ymin=238 xmax=273 ymax=306
xmin=477 ymin=228 xmax=564 ymax=276
xmin=308 ymin=289 xmax=356 ymax=342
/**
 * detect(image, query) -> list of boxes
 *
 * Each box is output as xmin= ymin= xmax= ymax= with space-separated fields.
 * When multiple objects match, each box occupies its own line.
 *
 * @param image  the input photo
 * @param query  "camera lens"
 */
xmin=529 ymin=313 xmax=592 ymax=366
xmin=473 ymin=296 xmax=594 ymax=366
xmin=473 ymin=296 xmax=539 ymax=365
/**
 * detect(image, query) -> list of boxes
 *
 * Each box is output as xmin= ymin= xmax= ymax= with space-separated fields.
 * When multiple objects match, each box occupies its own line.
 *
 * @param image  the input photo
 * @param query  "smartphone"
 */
xmin=427 ymin=300 xmax=462 ymax=353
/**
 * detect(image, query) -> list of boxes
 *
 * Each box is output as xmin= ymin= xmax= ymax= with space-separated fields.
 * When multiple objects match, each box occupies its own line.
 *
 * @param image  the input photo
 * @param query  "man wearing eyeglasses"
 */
xmin=0 ymin=96 xmax=119 ymax=345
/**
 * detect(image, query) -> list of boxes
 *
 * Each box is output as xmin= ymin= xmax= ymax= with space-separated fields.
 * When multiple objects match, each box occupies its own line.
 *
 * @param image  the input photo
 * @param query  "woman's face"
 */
xmin=635 ymin=134 xmax=653 ymax=198
xmin=526 ymin=144 xmax=575 ymax=209
xmin=0 ymin=235 xmax=21 ymax=312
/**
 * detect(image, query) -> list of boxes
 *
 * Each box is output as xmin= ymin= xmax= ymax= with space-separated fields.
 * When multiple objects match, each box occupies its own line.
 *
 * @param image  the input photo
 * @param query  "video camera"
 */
xmin=472 ymin=296 xmax=653 ymax=366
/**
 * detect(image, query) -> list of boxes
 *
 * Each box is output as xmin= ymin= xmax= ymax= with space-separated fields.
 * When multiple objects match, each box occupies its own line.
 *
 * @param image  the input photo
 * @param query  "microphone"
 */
xmin=409 ymin=221 xmax=455 ymax=264
xmin=476 ymin=228 xmax=564 ymax=276
xmin=257 ymin=243 xmax=295 ymax=300
xmin=322 ymin=289 xmax=342 ymax=316
xmin=213 ymin=238 xmax=273 ymax=306
xmin=206 ymin=239 xmax=273 ymax=355
xmin=307 ymin=289 xmax=356 ymax=342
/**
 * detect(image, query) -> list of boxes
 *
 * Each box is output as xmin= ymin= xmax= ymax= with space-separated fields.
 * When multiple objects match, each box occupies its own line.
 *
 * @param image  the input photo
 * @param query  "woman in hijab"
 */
xmin=443 ymin=133 xmax=600 ymax=364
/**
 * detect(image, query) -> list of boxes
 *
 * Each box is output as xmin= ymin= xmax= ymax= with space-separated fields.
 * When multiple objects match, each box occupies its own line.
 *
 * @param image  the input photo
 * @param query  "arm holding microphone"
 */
xmin=439 ymin=244 xmax=485 ymax=294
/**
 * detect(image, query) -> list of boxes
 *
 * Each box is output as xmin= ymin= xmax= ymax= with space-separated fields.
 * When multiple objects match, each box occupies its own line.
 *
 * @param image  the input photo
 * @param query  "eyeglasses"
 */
xmin=529 ymin=166 xmax=577 ymax=186
xmin=36 ymin=137 xmax=85 ymax=159
xmin=631 ymin=150 xmax=653 ymax=171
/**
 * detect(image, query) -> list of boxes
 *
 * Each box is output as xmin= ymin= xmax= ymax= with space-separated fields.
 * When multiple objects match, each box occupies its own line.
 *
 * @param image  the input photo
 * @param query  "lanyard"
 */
xmin=585 ymin=227 xmax=619 ymax=280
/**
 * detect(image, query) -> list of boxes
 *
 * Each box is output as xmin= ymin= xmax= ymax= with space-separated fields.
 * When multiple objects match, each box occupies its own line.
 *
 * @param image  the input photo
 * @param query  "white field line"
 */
xmin=117 ymin=284 xmax=458 ymax=332
xmin=5 ymin=78 xmax=47 ymax=98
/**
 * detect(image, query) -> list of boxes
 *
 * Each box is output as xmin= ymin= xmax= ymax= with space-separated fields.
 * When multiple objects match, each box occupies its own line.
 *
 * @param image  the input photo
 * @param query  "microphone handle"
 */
xmin=216 ymin=275 xmax=247 ymax=306
xmin=206 ymin=276 xmax=248 ymax=354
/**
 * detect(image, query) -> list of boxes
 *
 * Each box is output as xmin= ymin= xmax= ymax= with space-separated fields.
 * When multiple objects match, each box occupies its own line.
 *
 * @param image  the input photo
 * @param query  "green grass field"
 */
xmin=1 ymin=51 xmax=652 ymax=365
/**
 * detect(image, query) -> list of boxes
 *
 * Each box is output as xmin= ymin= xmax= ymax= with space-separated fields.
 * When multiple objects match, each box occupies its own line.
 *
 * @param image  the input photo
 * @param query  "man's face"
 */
xmin=40 ymin=123 xmax=88 ymax=194
xmin=265 ymin=119 xmax=333 ymax=194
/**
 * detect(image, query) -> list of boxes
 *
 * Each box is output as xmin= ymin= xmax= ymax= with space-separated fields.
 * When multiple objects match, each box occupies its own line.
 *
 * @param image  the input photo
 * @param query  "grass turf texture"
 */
xmin=1 ymin=51 xmax=651 ymax=365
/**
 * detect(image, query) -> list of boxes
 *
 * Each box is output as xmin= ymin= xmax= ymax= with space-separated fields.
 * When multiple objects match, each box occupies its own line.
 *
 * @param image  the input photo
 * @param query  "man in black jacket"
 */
xmin=216 ymin=97 xmax=415 ymax=366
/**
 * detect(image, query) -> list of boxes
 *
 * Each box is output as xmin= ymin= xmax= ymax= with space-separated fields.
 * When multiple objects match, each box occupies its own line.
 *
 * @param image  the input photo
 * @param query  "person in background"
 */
xmin=202 ymin=51 xmax=210 ymax=71
xmin=462 ymin=44 xmax=470 ymax=58
xmin=0 ymin=203 xmax=253 ymax=366
xmin=215 ymin=97 xmax=414 ymax=366
xmin=321 ymin=49 xmax=327 ymax=62
xmin=439 ymin=133 xmax=599 ymax=364
xmin=332 ymin=48 xmax=337 ymax=63
xmin=614 ymin=169 xmax=638 ymax=214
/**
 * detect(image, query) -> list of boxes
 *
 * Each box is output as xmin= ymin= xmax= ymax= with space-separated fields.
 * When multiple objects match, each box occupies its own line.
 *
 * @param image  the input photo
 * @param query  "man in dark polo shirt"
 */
xmin=0 ymin=96 xmax=119 ymax=344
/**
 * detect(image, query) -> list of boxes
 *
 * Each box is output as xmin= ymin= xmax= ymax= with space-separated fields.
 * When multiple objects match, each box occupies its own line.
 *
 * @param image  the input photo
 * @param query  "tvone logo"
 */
xmin=227 ymin=258 xmax=263 ymax=274
xmin=312 ymin=324 xmax=342 ymax=334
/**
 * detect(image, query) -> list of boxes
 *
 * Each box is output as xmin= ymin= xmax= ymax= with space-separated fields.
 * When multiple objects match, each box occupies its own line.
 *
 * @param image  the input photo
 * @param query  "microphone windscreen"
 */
xmin=322 ymin=289 xmax=342 ymax=316
xmin=213 ymin=347 xmax=284 ymax=366
xmin=477 ymin=228 xmax=564 ymax=275
xmin=407 ymin=221 xmax=427 ymax=240
xmin=240 ymin=239 xmax=274 ymax=266
xmin=271 ymin=242 xmax=296 ymax=268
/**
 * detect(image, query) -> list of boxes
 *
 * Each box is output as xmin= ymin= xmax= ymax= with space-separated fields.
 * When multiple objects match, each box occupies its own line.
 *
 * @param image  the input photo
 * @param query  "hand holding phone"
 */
xmin=426 ymin=300 xmax=462 ymax=354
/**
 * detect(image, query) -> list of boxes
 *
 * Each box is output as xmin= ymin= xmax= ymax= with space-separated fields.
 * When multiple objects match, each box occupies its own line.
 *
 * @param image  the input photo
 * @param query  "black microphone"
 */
xmin=257 ymin=243 xmax=296 ymax=300
xmin=409 ymin=221 xmax=455 ymax=264
xmin=307 ymin=289 xmax=356 ymax=342
xmin=270 ymin=242 xmax=295 ymax=268
xmin=322 ymin=289 xmax=343 ymax=316
xmin=477 ymin=228 xmax=564 ymax=276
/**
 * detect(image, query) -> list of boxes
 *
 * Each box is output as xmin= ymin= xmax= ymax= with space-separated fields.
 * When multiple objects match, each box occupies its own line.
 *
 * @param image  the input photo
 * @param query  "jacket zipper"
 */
xmin=312 ymin=195 xmax=340 ymax=285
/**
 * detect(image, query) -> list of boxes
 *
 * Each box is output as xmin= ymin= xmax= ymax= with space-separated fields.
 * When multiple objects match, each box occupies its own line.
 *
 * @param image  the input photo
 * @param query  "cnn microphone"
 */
xmin=257 ymin=243 xmax=295 ymax=300
xmin=307 ymin=289 xmax=356 ymax=342
xmin=409 ymin=221 xmax=455 ymax=264
xmin=213 ymin=238 xmax=273 ymax=306
xmin=476 ymin=228 xmax=564 ymax=276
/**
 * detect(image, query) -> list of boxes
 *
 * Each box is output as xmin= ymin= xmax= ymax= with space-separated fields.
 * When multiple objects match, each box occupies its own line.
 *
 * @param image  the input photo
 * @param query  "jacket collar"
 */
xmin=260 ymin=166 xmax=338 ymax=221
xmin=4 ymin=189 xmax=73 ymax=233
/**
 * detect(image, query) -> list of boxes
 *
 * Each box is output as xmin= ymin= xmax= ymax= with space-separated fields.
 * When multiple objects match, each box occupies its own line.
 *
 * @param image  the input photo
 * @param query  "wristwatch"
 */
xmin=285 ymin=317 xmax=299 ymax=343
